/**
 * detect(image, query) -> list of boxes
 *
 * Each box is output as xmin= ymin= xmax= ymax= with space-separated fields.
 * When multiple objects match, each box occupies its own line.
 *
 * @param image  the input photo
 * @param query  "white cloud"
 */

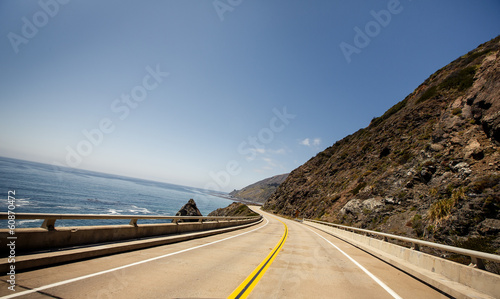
xmin=300 ymin=138 xmax=310 ymax=146
xmin=247 ymin=148 xmax=266 ymax=156
xmin=300 ymin=137 xmax=321 ymax=147
xmin=255 ymin=148 xmax=266 ymax=154
xmin=247 ymin=147 xmax=286 ymax=157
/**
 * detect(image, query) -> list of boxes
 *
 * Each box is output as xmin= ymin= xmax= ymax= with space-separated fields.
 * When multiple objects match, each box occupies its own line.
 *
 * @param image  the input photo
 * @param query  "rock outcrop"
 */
xmin=174 ymin=199 xmax=202 ymax=222
xmin=263 ymin=36 xmax=500 ymax=265
xmin=208 ymin=202 xmax=259 ymax=217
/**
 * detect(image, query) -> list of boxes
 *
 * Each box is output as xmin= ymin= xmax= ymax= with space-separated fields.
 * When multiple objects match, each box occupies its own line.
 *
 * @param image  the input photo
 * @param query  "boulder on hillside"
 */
xmin=174 ymin=199 xmax=202 ymax=222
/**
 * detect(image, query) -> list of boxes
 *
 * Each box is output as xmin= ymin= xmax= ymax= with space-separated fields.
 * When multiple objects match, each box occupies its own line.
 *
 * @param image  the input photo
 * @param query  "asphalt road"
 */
xmin=0 ymin=207 xmax=449 ymax=298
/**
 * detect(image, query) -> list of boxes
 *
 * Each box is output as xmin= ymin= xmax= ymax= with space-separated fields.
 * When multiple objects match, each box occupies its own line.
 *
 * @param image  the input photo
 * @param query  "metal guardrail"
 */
xmin=0 ymin=213 xmax=261 ymax=230
xmin=306 ymin=219 xmax=500 ymax=270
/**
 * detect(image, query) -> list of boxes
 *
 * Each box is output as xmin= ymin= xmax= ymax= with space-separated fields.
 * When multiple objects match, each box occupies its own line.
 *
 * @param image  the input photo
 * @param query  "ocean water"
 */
xmin=0 ymin=157 xmax=233 ymax=228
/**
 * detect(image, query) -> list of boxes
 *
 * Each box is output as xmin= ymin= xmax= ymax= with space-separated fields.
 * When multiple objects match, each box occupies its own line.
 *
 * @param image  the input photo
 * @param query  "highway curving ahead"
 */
xmin=0 ymin=207 xmax=449 ymax=298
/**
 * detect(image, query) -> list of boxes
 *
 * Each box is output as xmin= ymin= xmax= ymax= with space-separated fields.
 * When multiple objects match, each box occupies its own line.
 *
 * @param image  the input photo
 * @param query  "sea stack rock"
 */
xmin=174 ymin=199 xmax=202 ymax=222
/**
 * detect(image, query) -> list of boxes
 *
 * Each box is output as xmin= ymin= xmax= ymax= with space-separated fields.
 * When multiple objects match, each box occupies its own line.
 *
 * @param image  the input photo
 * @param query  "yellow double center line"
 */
xmin=228 ymin=216 xmax=288 ymax=299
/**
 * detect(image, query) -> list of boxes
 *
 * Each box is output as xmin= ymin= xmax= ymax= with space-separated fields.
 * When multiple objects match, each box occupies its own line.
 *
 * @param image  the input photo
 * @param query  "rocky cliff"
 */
xmin=208 ymin=202 xmax=259 ymax=217
xmin=230 ymin=173 xmax=289 ymax=204
xmin=264 ymin=36 xmax=500 ymax=259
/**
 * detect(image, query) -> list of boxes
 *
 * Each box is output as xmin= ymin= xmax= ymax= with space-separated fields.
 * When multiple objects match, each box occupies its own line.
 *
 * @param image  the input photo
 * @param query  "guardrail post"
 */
xmin=41 ymin=218 xmax=56 ymax=230
xmin=129 ymin=219 xmax=138 ymax=227
xmin=470 ymin=257 xmax=485 ymax=270
xmin=411 ymin=242 xmax=420 ymax=251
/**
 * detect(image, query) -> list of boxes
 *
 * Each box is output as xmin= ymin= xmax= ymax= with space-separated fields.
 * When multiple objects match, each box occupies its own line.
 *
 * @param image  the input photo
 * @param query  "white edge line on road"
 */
xmin=1 ymin=217 xmax=269 ymax=299
xmin=305 ymin=226 xmax=403 ymax=299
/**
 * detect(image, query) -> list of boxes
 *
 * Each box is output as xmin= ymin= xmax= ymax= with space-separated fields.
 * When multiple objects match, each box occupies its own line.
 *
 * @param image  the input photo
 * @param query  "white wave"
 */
xmin=18 ymin=219 xmax=42 ymax=225
xmin=55 ymin=206 xmax=81 ymax=210
xmin=107 ymin=209 xmax=122 ymax=215
xmin=0 ymin=198 xmax=31 ymax=206
xmin=128 ymin=205 xmax=151 ymax=214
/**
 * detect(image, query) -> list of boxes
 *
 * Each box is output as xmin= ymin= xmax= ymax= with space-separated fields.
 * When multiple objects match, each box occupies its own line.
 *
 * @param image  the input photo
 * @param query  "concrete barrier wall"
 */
xmin=1 ymin=218 xmax=260 ymax=254
xmin=305 ymin=221 xmax=500 ymax=299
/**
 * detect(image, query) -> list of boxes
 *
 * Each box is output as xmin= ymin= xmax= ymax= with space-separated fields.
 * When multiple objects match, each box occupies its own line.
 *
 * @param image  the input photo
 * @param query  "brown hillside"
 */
xmin=208 ymin=202 xmax=259 ymax=217
xmin=229 ymin=173 xmax=289 ymax=204
xmin=263 ymin=36 xmax=500 ymax=263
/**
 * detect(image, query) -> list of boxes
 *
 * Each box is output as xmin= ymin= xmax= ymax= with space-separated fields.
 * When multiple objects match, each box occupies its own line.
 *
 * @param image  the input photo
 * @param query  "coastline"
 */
xmin=206 ymin=191 xmax=263 ymax=207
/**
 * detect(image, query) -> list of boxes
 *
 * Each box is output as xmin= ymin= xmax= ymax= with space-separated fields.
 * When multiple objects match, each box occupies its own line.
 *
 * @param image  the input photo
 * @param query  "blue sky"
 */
xmin=1 ymin=0 xmax=499 ymax=191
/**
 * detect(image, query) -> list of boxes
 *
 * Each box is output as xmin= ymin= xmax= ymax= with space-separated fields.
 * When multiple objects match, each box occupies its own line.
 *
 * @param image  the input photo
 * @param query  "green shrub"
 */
xmin=417 ymin=85 xmax=438 ymax=104
xmin=370 ymin=97 xmax=408 ymax=127
xmin=439 ymin=66 xmax=477 ymax=91
xmin=397 ymin=150 xmax=413 ymax=165
xmin=454 ymin=236 xmax=496 ymax=253
xmin=451 ymin=187 xmax=466 ymax=202
xmin=417 ymin=66 xmax=477 ymax=105
xmin=482 ymin=195 xmax=498 ymax=215
xmin=426 ymin=224 xmax=435 ymax=234
xmin=409 ymin=214 xmax=424 ymax=236
xmin=452 ymin=107 xmax=462 ymax=116
xmin=428 ymin=197 xmax=457 ymax=222
xmin=351 ymin=182 xmax=367 ymax=195
xmin=460 ymin=49 xmax=491 ymax=66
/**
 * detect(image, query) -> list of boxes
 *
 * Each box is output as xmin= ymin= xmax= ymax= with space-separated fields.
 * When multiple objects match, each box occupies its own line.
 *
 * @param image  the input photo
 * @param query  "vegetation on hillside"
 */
xmin=263 ymin=36 xmax=500 ymax=272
